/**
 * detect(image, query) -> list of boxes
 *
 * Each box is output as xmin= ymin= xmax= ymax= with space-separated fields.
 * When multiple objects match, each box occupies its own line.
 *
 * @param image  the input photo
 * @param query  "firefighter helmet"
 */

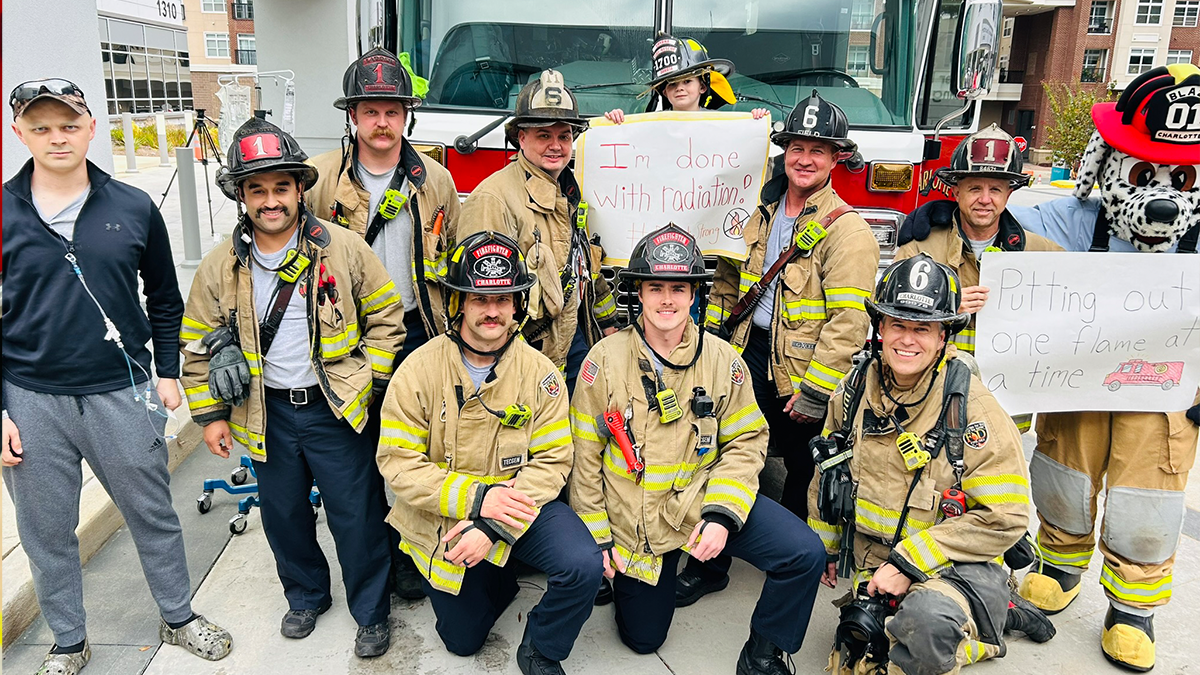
xmin=504 ymin=70 xmax=589 ymax=146
xmin=771 ymin=90 xmax=858 ymax=154
xmin=619 ymin=223 xmax=712 ymax=282
xmin=1093 ymin=63 xmax=1200 ymax=166
xmin=645 ymin=34 xmax=736 ymax=110
xmin=866 ymin=254 xmax=969 ymax=333
xmin=333 ymin=47 xmax=422 ymax=111
xmin=936 ymin=124 xmax=1031 ymax=189
xmin=216 ymin=117 xmax=318 ymax=201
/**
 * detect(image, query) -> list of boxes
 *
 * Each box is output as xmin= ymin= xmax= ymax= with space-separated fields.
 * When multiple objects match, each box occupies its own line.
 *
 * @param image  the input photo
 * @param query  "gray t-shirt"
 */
xmin=357 ymin=162 xmax=416 ymax=311
xmin=251 ymin=229 xmax=318 ymax=389
xmin=32 ymin=187 xmax=89 ymax=241
xmin=967 ymin=235 xmax=995 ymax=261
xmin=461 ymin=353 xmax=494 ymax=391
xmin=752 ymin=206 xmax=800 ymax=329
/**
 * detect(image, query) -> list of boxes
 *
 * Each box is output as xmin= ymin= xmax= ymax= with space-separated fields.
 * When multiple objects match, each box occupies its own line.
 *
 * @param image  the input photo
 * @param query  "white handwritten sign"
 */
xmin=577 ymin=112 xmax=771 ymax=265
xmin=975 ymin=252 xmax=1200 ymax=414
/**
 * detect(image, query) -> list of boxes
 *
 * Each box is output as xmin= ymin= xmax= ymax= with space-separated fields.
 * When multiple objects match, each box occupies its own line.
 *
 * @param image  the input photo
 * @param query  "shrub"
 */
xmin=1042 ymin=81 xmax=1115 ymax=177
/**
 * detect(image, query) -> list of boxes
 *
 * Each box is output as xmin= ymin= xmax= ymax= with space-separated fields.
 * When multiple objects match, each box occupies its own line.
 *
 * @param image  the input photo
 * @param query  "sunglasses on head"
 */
xmin=9 ymin=79 xmax=85 ymax=107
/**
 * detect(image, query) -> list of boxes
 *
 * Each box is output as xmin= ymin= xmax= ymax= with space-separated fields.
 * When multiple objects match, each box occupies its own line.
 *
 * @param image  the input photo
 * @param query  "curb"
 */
xmin=1 ymin=416 xmax=204 ymax=649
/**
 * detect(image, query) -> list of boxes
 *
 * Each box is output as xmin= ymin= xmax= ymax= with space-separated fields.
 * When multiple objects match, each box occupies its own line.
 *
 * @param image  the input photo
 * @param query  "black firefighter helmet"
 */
xmin=441 ymin=231 xmax=536 ymax=322
xmin=867 ymin=254 xmax=969 ymax=334
xmin=645 ymin=34 xmax=737 ymax=111
xmin=216 ymin=117 xmax=319 ymax=201
xmin=771 ymin=90 xmax=858 ymax=155
xmin=619 ymin=223 xmax=712 ymax=283
xmin=334 ymin=47 xmax=422 ymax=111
xmin=936 ymin=124 xmax=1032 ymax=189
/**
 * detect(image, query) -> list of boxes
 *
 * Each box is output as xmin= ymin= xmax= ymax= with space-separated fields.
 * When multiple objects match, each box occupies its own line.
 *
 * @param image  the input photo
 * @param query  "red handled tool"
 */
xmin=600 ymin=409 xmax=644 ymax=474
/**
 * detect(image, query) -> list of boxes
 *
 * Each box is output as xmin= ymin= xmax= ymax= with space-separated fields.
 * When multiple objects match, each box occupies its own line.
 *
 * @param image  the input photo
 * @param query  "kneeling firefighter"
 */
xmin=807 ymin=255 xmax=1054 ymax=675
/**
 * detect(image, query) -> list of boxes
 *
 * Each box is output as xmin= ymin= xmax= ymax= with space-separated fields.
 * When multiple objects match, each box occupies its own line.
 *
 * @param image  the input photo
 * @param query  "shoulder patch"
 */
xmin=580 ymin=358 xmax=599 ymax=386
xmin=731 ymin=359 xmax=746 ymax=386
xmin=540 ymin=372 xmax=562 ymax=398
xmin=963 ymin=420 xmax=989 ymax=449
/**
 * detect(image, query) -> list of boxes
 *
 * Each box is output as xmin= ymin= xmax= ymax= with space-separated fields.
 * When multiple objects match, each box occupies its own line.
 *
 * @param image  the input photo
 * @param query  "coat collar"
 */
xmin=346 ymin=136 xmax=429 ymax=191
xmin=6 ymin=159 xmax=112 ymax=201
xmin=631 ymin=316 xmax=701 ymax=369
xmin=516 ymin=152 xmax=581 ymax=211
xmin=953 ymin=208 xmax=1028 ymax=257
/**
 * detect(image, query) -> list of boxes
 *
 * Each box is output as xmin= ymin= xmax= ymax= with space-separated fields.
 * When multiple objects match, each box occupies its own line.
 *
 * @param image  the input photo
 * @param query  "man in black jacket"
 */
xmin=2 ymin=79 xmax=232 ymax=675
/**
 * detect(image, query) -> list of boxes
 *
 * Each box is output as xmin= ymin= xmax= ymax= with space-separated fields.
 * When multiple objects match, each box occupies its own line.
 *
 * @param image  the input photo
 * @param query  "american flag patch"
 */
xmin=580 ymin=359 xmax=599 ymax=386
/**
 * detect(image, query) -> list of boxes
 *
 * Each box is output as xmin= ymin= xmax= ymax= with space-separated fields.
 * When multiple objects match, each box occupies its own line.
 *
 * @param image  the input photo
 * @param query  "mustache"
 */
xmin=256 ymin=204 xmax=291 ymax=218
xmin=475 ymin=315 xmax=507 ymax=326
xmin=370 ymin=128 xmax=396 ymax=140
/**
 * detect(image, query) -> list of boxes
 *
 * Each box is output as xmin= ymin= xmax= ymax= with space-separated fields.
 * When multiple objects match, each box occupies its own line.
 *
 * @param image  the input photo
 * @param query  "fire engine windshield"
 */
xmin=398 ymin=0 xmax=919 ymax=128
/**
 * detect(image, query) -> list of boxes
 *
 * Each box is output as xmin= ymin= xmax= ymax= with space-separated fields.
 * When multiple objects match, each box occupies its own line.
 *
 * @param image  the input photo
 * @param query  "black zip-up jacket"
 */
xmin=2 ymin=160 xmax=183 ymax=406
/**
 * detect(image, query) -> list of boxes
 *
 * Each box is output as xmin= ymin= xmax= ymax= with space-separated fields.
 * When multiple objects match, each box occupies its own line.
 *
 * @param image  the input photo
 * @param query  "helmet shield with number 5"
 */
xmin=867 ymin=254 xmax=969 ymax=333
xmin=216 ymin=117 xmax=318 ymax=201
xmin=936 ymin=124 xmax=1031 ymax=189
xmin=771 ymin=89 xmax=857 ymax=154
xmin=504 ymin=70 xmax=589 ymax=146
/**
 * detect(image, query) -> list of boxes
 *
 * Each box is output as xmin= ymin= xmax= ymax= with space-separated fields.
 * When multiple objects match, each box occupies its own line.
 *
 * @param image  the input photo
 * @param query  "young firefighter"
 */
xmin=808 ymin=255 xmax=1053 ymax=675
xmin=377 ymin=231 xmax=602 ymax=675
xmin=569 ymin=224 xmax=826 ymax=675
xmin=182 ymin=118 xmax=405 ymax=657
xmin=306 ymin=46 xmax=462 ymax=600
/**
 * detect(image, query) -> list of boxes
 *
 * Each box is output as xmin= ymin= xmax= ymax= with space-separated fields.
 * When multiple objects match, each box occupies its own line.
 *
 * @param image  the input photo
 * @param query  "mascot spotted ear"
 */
xmin=1075 ymin=64 xmax=1200 ymax=253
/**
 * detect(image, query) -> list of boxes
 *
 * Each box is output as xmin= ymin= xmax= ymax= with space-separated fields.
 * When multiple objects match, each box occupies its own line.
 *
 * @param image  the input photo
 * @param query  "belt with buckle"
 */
xmin=266 ymin=385 xmax=322 ymax=406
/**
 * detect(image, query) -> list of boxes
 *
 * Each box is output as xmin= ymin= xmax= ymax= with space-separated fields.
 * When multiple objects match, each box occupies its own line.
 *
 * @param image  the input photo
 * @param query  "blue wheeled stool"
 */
xmin=196 ymin=455 xmax=321 ymax=535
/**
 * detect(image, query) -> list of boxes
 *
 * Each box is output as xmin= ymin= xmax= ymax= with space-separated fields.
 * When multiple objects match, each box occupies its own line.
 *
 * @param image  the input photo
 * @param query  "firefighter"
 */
xmin=182 ymin=118 xmax=405 ymax=658
xmin=894 ymin=125 xmax=1061 ymax=432
xmin=809 ymin=255 xmax=1053 ymax=675
xmin=680 ymin=90 xmax=879 ymax=607
xmin=456 ymin=70 xmax=620 ymax=390
xmin=602 ymin=34 xmax=768 ymax=122
xmin=306 ymin=46 xmax=461 ymax=600
xmin=377 ymin=231 xmax=602 ymax=675
xmin=569 ymin=224 xmax=826 ymax=674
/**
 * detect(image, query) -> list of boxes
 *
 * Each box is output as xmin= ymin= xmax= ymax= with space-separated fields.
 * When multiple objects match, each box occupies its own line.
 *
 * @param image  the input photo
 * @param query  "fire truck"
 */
xmin=1104 ymin=359 xmax=1185 ymax=391
xmin=250 ymin=0 xmax=1002 ymax=303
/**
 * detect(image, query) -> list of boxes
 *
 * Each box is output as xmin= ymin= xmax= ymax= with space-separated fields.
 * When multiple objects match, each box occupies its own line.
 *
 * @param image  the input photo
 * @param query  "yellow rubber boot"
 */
xmin=1102 ymin=606 xmax=1155 ymax=672
xmin=1018 ymin=570 xmax=1082 ymax=615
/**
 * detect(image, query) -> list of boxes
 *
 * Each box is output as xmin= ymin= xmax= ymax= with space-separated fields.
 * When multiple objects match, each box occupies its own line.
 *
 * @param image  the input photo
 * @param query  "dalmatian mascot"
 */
xmin=900 ymin=63 xmax=1200 ymax=672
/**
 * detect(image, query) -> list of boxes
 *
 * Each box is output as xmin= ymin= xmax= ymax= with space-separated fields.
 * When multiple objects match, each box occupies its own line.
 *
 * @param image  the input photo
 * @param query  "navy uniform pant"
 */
xmin=422 ymin=500 xmax=603 ymax=661
xmin=615 ymin=496 xmax=825 ymax=655
xmin=254 ymin=393 xmax=392 ymax=626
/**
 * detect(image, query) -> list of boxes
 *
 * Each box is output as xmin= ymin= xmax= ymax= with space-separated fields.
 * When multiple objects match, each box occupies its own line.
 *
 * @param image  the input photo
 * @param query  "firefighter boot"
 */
xmin=736 ymin=628 xmax=791 ymax=675
xmin=393 ymin=554 xmax=427 ymax=600
xmin=1005 ymin=590 xmax=1057 ymax=643
xmin=1019 ymin=566 xmax=1082 ymax=615
xmin=517 ymin=624 xmax=565 ymax=675
xmin=1102 ymin=606 xmax=1155 ymax=672
xmin=675 ymin=566 xmax=730 ymax=608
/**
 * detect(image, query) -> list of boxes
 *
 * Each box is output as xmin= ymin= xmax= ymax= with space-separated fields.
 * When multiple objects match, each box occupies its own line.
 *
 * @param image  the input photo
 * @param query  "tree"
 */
xmin=1042 ymin=81 xmax=1115 ymax=177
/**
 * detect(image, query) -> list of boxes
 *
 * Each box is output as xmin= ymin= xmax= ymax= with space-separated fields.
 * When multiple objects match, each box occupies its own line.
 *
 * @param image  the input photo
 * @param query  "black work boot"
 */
xmin=736 ymin=628 xmax=792 ymax=675
xmin=1005 ymin=590 xmax=1057 ymax=643
xmin=354 ymin=621 xmax=391 ymax=658
xmin=517 ymin=625 xmax=566 ymax=675
xmin=393 ymin=554 xmax=427 ymax=600
xmin=594 ymin=577 xmax=613 ymax=606
xmin=675 ymin=566 xmax=730 ymax=608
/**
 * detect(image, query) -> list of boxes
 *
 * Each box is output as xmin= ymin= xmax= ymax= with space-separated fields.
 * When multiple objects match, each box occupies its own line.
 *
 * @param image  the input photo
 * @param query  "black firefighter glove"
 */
xmin=898 ymin=199 xmax=957 ymax=246
xmin=1188 ymin=403 xmax=1199 ymax=427
xmin=201 ymin=327 xmax=250 ymax=407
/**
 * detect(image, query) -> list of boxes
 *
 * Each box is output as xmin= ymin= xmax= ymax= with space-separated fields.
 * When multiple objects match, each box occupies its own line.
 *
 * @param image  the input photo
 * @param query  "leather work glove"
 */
xmin=201 ymin=327 xmax=250 ymax=407
xmin=898 ymin=199 xmax=957 ymax=246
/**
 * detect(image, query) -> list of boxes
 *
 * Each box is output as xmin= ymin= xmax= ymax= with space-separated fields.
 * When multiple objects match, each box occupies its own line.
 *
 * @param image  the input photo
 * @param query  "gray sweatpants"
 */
xmin=3 ymin=380 xmax=193 ymax=646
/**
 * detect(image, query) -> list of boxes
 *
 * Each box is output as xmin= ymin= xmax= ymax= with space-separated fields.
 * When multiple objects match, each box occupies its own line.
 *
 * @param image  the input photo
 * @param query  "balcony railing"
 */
xmin=999 ymin=69 xmax=1025 ymax=84
xmin=1087 ymin=20 xmax=1111 ymax=33
xmin=233 ymin=2 xmax=254 ymax=19
xmin=1081 ymin=66 xmax=1106 ymax=83
xmin=234 ymin=49 xmax=257 ymax=65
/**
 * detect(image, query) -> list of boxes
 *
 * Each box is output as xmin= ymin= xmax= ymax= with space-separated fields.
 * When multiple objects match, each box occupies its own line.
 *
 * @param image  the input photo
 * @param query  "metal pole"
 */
xmin=155 ymin=113 xmax=171 ymax=167
xmin=122 ymin=112 xmax=139 ymax=173
xmin=175 ymin=147 xmax=203 ymax=268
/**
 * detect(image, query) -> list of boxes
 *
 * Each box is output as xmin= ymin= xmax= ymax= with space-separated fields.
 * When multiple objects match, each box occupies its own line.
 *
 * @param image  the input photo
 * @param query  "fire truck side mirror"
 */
xmin=951 ymin=0 xmax=1002 ymax=100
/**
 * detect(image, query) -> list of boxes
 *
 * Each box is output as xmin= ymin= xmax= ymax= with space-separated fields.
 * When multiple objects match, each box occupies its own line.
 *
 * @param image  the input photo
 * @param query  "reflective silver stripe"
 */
xmin=717 ymin=403 xmax=766 ymax=445
xmin=529 ymin=418 xmax=571 ymax=454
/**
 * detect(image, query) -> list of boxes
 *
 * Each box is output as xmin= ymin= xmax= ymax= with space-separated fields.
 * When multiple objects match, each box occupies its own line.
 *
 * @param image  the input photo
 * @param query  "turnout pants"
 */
xmin=3 ymin=381 xmax=194 ymax=647
xmin=614 ymin=496 xmax=824 ymax=655
xmin=255 ymin=393 xmax=392 ymax=626
xmin=1030 ymin=393 xmax=1199 ymax=610
xmin=880 ymin=576 xmax=1003 ymax=675
xmin=422 ymin=500 xmax=602 ymax=662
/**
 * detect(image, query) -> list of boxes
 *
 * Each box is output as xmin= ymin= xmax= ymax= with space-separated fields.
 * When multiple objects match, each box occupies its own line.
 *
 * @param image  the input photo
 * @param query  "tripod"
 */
xmin=159 ymin=109 xmax=224 ymax=236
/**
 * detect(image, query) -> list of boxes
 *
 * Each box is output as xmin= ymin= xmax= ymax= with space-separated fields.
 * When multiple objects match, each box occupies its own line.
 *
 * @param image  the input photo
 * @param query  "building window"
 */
xmin=1089 ymin=1 xmax=1112 ymax=33
xmin=236 ymin=34 xmax=257 ymax=65
xmin=1135 ymin=0 xmax=1162 ymax=24
xmin=233 ymin=1 xmax=254 ymax=20
xmin=1082 ymin=49 xmax=1108 ymax=82
xmin=205 ymin=32 xmax=230 ymax=58
xmin=850 ymin=0 xmax=875 ymax=30
xmin=1002 ymin=17 xmax=1014 ymax=37
xmin=99 ymin=17 xmax=192 ymax=115
xmin=201 ymin=0 xmax=225 ymax=12
xmin=1175 ymin=0 xmax=1199 ymax=26
xmin=1128 ymin=48 xmax=1156 ymax=75
xmin=1167 ymin=49 xmax=1194 ymax=64
xmin=847 ymin=46 xmax=871 ymax=75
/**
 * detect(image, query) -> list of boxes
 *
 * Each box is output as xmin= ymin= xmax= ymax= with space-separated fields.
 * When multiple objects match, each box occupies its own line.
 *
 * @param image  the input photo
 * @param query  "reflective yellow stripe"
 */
xmin=952 ymin=329 xmax=976 ymax=353
xmin=855 ymin=498 xmax=934 ymax=539
xmin=612 ymin=543 xmax=662 ymax=584
xmin=360 ymin=281 xmax=400 ymax=315
xmin=824 ymin=287 xmax=870 ymax=311
xmin=438 ymin=472 xmax=480 ymax=519
xmin=807 ymin=517 xmax=842 ymax=550
xmin=228 ymin=421 xmax=265 ymax=454
xmin=962 ymin=640 xmax=987 ymax=664
xmin=529 ymin=418 xmax=571 ymax=454
xmin=706 ymin=303 xmax=731 ymax=324
xmin=570 ymin=407 xmax=602 ymax=443
xmin=400 ymin=540 xmax=464 ymax=594
xmin=367 ymin=346 xmax=395 ymax=376
xmin=184 ymin=384 xmax=220 ymax=409
xmin=579 ymin=511 xmax=612 ymax=542
xmin=593 ymin=295 xmax=616 ymax=319
xmin=717 ymin=403 xmax=766 ymax=445
xmin=320 ymin=322 xmax=361 ymax=359
xmin=1036 ymin=539 xmax=1092 ymax=568
xmin=181 ymin=316 xmax=213 ymax=341
xmin=803 ymin=360 xmax=845 ymax=392
xmin=415 ymin=255 xmax=447 ymax=283
xmin=484 ymin=539 xmax=510 ymax=566
xmin=703 ymin=477 xmax=756 ymax=514
xmin=962 ymin=473 xmax=1030 ymax=507
xmin=380 ymin=419 xmax=429 ymax=453
xmin=1100 ymin=564 xmax=1172 ymax=603
xmin=898 ymin=530 xmax=950 ymax=575
xmin=603 ymin=444 xmax=677 ymax=490
xmin=431 ymin=463 xmax=517 ymax=484
xmin=1012 ymin=414 xmax=1032 ymax=433
xmin=342 ymin=383 xmax=373 ymax=428
xmin=738 ymin=271 xmax=762 ymax=294
xmin=782 ymin=298 xmax=827 ymax=322
xmin=242 ymin=351 xmax=263 ymax=376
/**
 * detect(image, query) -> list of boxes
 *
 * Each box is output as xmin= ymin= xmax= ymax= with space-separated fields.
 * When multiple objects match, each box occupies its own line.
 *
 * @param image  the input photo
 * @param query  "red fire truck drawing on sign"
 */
xmin=1104 ymin=360 xmax=1184 ymax=391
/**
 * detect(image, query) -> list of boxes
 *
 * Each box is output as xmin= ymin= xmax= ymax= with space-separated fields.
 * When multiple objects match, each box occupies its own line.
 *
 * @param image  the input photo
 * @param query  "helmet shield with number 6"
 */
xmin=771 ymin=90 xmax=857 ymax=154
xmin=216 ymin=117 xmax=318 ymax=201
xmin=867 ymin=254 xmax=969 ymax=333
xmin=936 ymin=124 xmax=1031 ymax=189
xmin=504 ymin=70 xmax=589 ymax=146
